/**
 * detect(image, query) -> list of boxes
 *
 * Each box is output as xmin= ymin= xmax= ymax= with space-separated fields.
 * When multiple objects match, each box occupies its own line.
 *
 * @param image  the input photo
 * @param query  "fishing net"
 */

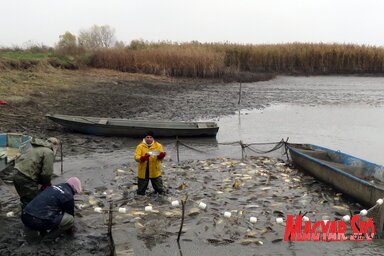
xmin=366 ymin=199 xmax=384 ymax=238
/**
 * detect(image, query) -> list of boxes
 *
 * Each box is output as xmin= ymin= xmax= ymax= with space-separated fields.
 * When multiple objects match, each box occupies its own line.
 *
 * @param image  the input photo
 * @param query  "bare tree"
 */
xmin=78 ymin=25 xmax=116 ymax=49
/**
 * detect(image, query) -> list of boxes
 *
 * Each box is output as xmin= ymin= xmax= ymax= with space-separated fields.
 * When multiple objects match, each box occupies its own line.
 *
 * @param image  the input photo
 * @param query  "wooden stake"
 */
xmin=108 ymin=202 xmax=116 ymax=256
xmin=176 ymin=136 xmax=180 ymax=164
xmin=60 ymin=142 xmax=63 ymax=174
xmin=177 ymin=195 xmax=188 ymax=242
xmin=238 ymin=82 xmax=242 ymax=104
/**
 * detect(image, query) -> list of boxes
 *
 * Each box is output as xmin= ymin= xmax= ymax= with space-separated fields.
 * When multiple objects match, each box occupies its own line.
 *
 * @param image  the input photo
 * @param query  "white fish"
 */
xmin=245 ymin=204 xmax=260 ymax=209
xmin=135 ymin=222 xmax=144 ymax=229
xmin=240 ymin=239 xmax=264 ymax=245
xmin=88 ymin=196 xmax=98 ymax=206
xmin=130 ymin=211 xmax=146 ymax=216
xmin=188 ymin=207 xmax=200 ymax=216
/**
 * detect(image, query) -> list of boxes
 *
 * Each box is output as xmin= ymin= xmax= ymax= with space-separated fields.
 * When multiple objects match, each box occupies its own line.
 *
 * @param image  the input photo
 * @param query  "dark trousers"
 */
xmin=21 ymin=212 xmax=63 ymax=231
xmin=137 ymin=176 xmax=164 ymax=195
xmin=13 ymin=170 xmax=39 ymax=209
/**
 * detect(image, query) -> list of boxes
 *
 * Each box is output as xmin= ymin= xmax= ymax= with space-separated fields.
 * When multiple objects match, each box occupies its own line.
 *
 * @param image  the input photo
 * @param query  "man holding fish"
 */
xmin=134 ymin=131 xmax=166 ymax=195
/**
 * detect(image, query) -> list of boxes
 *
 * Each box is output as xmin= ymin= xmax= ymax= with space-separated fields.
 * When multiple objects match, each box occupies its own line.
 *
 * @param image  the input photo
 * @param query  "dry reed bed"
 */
xmin=89 ymin=43 xmax=384 ymax=79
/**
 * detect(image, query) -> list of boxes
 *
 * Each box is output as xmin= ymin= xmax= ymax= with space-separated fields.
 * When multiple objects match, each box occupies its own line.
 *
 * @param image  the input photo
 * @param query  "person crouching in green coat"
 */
xmin=13 ymin=137 xmax=60 ymax=209
xmin=134 ymin=131 xmax=166 ymax=195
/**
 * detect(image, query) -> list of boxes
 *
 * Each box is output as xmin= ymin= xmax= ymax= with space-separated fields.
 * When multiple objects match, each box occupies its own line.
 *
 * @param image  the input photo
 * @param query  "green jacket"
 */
xmin=134 ymin=141 xmax=164 ymax=179
xmin=14 ymin=138 xmax=55 ymax=185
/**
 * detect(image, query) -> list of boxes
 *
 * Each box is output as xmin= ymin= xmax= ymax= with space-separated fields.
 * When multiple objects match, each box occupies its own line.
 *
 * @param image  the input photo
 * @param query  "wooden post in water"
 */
xmin=284 ymin=137 xmax=290 ymax=162
xmin=176 ymin=136 xmax=180 ymax=163
xmin=177 ymin=195 xmax=188 ymax=242
xmin=238 ymin=82 xmax=242 ymax=105
xmin=108 ymin=202 xmax=116 ymax=256
xmin=60 ymin=142 xmax=63 ymax=174
xmin=240 ymin=140 xmax=245 ymax=161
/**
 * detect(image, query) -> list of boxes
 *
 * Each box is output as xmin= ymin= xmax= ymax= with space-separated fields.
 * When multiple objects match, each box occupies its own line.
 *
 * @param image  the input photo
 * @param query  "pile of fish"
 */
xmin=73 ymin=156 xmax=362 ymax=251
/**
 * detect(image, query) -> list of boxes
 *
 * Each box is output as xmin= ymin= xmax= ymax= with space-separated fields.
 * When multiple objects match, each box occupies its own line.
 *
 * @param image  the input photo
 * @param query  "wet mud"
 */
xmin=1 ymin=74 xmax=384 ymax=255
xmin=1 ymin=155 xmax=376 ymax=255
xmin=108 ymin=157 xmax=366 ymax=254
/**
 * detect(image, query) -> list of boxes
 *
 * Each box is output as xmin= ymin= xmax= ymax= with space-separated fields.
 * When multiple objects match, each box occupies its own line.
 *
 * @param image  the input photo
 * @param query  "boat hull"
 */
xmin=0 ymin=133 xmax=31 ymax=172
xmin=287 ymin=143 xmax=384 ymax=207
xmin=46 ymin=114 xmax=219 ymax=138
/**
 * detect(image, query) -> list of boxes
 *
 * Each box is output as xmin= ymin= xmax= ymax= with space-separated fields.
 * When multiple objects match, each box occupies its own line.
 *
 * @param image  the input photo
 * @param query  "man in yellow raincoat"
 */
xmin=134 ymin=131 xmax=166 ymax=195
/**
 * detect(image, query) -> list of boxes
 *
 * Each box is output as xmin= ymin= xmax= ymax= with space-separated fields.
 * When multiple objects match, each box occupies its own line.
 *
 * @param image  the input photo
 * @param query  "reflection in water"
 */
xmin=217 ymin=104 xmax=384 ymax=165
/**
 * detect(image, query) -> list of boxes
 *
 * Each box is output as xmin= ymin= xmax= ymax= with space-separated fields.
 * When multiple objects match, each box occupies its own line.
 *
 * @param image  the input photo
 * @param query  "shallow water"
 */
xmin=218 ymin=104 xmax=384 ymax=165
xmin=2 ymin=75 xmax=384 ymax=255
xmin=216 ymin=75 xmax=384 ymax=165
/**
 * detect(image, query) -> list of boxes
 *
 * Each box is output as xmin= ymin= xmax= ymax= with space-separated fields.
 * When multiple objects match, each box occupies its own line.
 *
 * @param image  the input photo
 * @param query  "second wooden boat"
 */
xmin=287 ymin=143 xmax=384 ymax=207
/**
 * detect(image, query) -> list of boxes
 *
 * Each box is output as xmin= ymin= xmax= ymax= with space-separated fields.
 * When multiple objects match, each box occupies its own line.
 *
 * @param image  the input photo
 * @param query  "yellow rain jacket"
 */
xmin=134 ymin=140 xmax=164 ymax=179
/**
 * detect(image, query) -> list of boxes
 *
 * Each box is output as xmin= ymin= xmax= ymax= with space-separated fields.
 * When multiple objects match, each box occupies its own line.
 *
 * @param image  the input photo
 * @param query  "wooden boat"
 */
xmin=286 ymin=143 xmax=384 ymax=207
xmin=46 ymin=114 xmax=219 ymax=138
xmin=0 ymin=133 xmax=31 ymax=172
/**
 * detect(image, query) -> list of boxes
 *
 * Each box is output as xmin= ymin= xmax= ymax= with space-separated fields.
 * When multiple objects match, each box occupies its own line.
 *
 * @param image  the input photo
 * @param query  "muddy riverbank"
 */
xmin=0 ymin=68 xmax=267 ymax=156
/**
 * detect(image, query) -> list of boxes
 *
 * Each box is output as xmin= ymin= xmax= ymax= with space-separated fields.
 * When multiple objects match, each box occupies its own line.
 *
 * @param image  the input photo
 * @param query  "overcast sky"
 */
xmin=1 ymin=0 xmax=384 ymax=48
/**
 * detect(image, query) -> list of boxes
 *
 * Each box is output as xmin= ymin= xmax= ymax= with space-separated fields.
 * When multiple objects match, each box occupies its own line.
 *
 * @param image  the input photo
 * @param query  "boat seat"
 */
xmin=98 ymin=118 xmax=109 ymax=125
xmin=197 ymin=123 xmax=208 ymax=128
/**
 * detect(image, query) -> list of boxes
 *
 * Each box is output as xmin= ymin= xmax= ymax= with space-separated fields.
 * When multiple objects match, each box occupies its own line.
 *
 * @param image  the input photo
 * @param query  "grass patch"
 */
xmin=0 ymin=51 xmax=52 ymax=60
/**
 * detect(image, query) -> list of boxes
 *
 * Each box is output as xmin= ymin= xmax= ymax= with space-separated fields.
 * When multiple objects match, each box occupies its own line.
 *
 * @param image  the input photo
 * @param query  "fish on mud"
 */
xmin=177 ymin=182 xmax=188 ymax=190
xmin=239 ymin=239 xmax=264 ymax=245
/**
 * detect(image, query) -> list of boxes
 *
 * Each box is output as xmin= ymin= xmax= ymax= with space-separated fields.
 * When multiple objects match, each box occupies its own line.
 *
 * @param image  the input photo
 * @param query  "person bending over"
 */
xmin=21 ymin=177 xmax=82 ymax=233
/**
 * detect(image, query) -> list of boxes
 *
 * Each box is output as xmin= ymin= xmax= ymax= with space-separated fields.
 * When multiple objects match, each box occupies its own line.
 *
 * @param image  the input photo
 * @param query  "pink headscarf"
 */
xmin=67 ymin=177 xmax=82 ymax=194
